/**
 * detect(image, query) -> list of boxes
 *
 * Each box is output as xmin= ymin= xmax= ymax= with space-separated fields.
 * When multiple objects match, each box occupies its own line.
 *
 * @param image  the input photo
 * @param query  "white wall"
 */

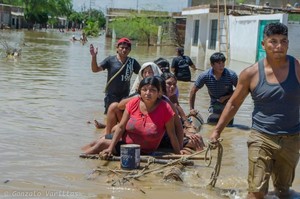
xmin=229 ymin=14 xmax=287 ymax=63
xmin=287 ymin=23 xmax=300 ymax=58
xmin=204 ymin=13 xmax=219 ymax=69
xmin=184 ymin=14 xmax=208 ymax=69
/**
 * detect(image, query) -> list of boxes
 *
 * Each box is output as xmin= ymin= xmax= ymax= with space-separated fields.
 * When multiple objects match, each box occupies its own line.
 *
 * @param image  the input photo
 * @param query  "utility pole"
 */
xmin=89 ymin=0 xmax=95 ymax=18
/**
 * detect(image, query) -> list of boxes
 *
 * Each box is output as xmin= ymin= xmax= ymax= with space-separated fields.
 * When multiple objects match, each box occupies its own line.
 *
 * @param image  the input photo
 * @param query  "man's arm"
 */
xmin=189 ymin=86 xmax=199 ymax=115
xmin=190 ymin=64 xmax=197 ymax=70
xmin=296 ymin=58 xmax=300 ymax=82
xmin=90 ymin=44 xmax=103 ymax=73
xmin=218 ymin=94 xmax=233 ymax=104
xmin=188 ymin=57 xmax=197 ymax=70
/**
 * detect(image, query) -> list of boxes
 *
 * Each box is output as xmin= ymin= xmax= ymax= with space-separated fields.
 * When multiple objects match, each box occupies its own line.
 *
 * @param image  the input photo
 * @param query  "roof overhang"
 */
xmin=182 ymin=5 xmax=210 ymax=15
xmin=11 ymin=11 xmax=24 ymax=16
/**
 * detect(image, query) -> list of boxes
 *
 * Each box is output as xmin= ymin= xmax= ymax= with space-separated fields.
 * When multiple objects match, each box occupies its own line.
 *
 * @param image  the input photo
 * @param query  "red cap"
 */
xmin=117 ymin=37 xmax=131 ymax=47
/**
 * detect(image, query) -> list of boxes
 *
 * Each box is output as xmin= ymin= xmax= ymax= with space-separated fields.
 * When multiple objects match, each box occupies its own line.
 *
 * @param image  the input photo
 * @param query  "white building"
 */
xmin=182 ymin=4 xmax=299 ymax=69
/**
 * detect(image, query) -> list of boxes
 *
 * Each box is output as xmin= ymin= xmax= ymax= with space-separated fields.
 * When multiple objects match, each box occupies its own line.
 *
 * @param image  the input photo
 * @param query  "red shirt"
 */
xmin=123 ymin=97 xmax=174 ymax=154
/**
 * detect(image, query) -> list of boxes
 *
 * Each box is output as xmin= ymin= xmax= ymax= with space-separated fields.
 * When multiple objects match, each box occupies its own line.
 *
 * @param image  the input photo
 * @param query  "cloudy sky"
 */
xmin=72 ymin=0 xmax=190 ymax=13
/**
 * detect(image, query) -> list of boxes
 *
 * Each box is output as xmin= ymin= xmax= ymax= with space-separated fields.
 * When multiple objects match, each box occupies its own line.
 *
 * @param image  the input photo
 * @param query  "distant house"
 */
xmin=182 ymin=3 xmax=300 ymax=68
xmin=105 ymin=8 xmax=186 ymax=45
xmin=0 ymin=4 xmax=25 ymax=29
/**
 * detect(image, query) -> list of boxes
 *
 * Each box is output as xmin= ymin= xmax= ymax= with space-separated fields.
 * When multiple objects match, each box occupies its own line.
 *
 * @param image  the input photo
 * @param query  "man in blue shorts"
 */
xmin=189 ymin=52 xmax=238 ymax=125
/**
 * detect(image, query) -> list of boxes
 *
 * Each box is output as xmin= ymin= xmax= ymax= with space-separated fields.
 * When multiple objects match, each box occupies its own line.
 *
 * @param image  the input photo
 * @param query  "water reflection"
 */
xmin=0 ymin=30 xmax=299 ymax=199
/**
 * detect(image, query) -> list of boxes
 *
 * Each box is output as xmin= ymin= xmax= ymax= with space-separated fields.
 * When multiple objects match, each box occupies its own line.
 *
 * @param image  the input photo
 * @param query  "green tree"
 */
xmin=288 ymin=14 xmax=300 ymax=21
xmin=68 ymin=9 xmax=105 ymax=36
xmin=68 ymin=11 xmax=84 ymax=29
xmin=0 ymin=0 xmax=22 ymax=5
xmin=110 ymin=13 xmax=172 ymax=46
xmin=21 ymin=0 xmax=72 ymax=29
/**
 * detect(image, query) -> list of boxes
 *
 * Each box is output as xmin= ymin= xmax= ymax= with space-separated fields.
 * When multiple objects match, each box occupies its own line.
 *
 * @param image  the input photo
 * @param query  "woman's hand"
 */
xmin=185 ymin=133 xmax=204 ymax=151
xmin=100 ymin=148 xmax=113 ymax=159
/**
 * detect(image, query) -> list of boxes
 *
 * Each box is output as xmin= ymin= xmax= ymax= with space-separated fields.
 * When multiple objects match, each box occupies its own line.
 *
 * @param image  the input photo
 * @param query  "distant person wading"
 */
xmin=171 ymin=47 xmax=196 ymax=82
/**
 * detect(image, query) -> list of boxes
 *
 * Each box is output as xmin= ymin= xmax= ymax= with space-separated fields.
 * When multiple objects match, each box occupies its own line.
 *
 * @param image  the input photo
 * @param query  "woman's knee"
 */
xmin=108 ymin=102 xmax=119 ymax=112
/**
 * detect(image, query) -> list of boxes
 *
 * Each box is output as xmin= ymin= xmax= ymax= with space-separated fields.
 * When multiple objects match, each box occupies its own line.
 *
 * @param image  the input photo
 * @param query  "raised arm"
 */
xmin=90 ymin=44 xmax=103 ymax=72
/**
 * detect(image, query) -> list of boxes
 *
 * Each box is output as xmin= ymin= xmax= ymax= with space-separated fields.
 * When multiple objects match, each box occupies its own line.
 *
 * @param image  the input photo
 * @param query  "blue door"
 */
xmin=256 ymin=20 xmax=280 ymax=61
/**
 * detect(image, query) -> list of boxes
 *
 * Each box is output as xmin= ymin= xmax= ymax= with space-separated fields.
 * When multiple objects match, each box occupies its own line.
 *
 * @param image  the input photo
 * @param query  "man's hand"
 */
xmin=189 ymin=109 xmax=198 ymax=116
xmin=90 ymin=44 xmax=98 ymax=57
xmin=209 ymin=131 xmax=221 ymax=144
xmin=218 ymin=96 xmax=229 ymax=104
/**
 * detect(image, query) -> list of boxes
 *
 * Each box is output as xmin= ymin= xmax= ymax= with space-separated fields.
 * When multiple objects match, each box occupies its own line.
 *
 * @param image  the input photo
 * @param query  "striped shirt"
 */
xmin=194 ymin=68 xmax=238 ymax=106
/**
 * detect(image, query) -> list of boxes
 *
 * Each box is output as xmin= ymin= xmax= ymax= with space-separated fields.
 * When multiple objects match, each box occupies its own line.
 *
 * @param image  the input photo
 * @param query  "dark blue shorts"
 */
xmin=104 ymin=93 xmax=127 ymax=114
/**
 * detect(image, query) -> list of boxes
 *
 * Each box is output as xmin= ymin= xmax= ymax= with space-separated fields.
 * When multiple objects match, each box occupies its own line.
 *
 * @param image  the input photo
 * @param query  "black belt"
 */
xmin=276 ymin=133 xmax=299 ymax=138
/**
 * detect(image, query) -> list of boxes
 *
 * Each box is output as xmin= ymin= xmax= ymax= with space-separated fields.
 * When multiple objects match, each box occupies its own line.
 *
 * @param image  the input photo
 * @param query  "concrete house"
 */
xmin=0 ymin=4 xmax=25 ymax=29
xmin=182 ymin=3 xmax=300 ymax=68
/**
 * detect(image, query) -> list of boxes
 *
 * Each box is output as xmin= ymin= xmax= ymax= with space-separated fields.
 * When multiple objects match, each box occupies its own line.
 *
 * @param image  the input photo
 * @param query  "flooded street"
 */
xmin=0 ymin=30 xmax=299 ymax=199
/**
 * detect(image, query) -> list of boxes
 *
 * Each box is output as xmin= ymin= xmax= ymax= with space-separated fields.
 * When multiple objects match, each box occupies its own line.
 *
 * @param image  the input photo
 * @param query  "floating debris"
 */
xmin=0 ymin=39 xmax=22 ymax=59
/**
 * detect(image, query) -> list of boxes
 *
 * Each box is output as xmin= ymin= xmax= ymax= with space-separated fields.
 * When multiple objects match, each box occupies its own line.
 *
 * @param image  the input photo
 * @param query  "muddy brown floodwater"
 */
xmin=0 ymin=30 xmax=299 ymax=199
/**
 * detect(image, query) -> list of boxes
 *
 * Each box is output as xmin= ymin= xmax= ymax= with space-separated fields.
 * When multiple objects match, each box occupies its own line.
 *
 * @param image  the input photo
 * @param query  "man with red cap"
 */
xmin=90 ymin=37 xmax=141 ymax=115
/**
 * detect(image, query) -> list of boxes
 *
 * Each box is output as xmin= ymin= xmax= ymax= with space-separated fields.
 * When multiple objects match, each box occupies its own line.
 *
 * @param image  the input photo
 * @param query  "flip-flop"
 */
xmin=94 ymin=120 xmax=106 ymax=129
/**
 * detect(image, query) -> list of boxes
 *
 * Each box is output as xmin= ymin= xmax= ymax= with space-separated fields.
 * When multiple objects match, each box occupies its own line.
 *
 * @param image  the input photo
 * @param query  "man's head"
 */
xmin=176 ymin=47 xmax=184 ymax=56
xmin=116 ymin=37 xmax=131 ymax=57
xmin=262 ymin=22 xmax=289 ymax=58
xmin=263 ymin=22 xmax=288 ymax=39
xmin=210 ymin=52 xmax=226 ymax=74
xmin=117 ymin=37 xmax=131 ymax=48
xmin=210 ymin=52 xmax=226 ymax=65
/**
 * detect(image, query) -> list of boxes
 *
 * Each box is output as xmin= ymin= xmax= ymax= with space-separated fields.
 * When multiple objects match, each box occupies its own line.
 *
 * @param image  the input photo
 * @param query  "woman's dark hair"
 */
xmin=161 ymin=72 xmax=177 ymax=82
xmin=138 ymin=76 xmax=161 ymax=95
xmin=210 ymin=52 xmax=226 ymax=65
xmin=154 ymin=57 xmax=170 ymax=73
xmin=263 ymin=22 xmax=288 ymax=38
xmin=155 ymin=76 xmax=167 ymax=95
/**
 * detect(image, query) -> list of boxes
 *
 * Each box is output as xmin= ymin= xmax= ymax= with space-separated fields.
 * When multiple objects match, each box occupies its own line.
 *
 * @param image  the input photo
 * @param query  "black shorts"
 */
xmin=158 ymin=133 xmax=189 ymax=149
xmin=104 ymin=93 xmax=127 ymax=114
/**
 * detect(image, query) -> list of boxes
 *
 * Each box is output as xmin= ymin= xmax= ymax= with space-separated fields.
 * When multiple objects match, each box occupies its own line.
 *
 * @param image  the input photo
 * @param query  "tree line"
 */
xmin=0 ymin=0 xmax=181 ymax=46
xmin=0 ymin=0 xmax=105 ymax=35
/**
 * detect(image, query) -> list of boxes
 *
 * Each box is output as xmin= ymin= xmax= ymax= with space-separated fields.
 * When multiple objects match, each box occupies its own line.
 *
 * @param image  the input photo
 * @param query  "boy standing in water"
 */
xmin=90 ymin=38 xmax=141 ymax=114
xmin=189 ymin=52 xmax=237 ymax=125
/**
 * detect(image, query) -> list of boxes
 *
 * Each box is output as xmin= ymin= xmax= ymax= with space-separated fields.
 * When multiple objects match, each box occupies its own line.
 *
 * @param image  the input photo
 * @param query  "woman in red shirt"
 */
xmin=82 ymin=76 xmax=181 ymax=155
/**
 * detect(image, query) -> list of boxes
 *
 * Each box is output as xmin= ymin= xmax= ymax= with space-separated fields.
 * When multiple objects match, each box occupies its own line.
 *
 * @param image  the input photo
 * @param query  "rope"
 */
xmin=92 ymin=139 xmax=224 ymax=188
xmin=206 ymin=139 xmax=223 ymax=188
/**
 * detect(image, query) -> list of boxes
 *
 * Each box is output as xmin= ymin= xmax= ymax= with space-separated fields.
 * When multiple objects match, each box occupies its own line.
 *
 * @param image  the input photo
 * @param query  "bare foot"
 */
xmin=94 ymin=120 xmax=106 ymax=129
